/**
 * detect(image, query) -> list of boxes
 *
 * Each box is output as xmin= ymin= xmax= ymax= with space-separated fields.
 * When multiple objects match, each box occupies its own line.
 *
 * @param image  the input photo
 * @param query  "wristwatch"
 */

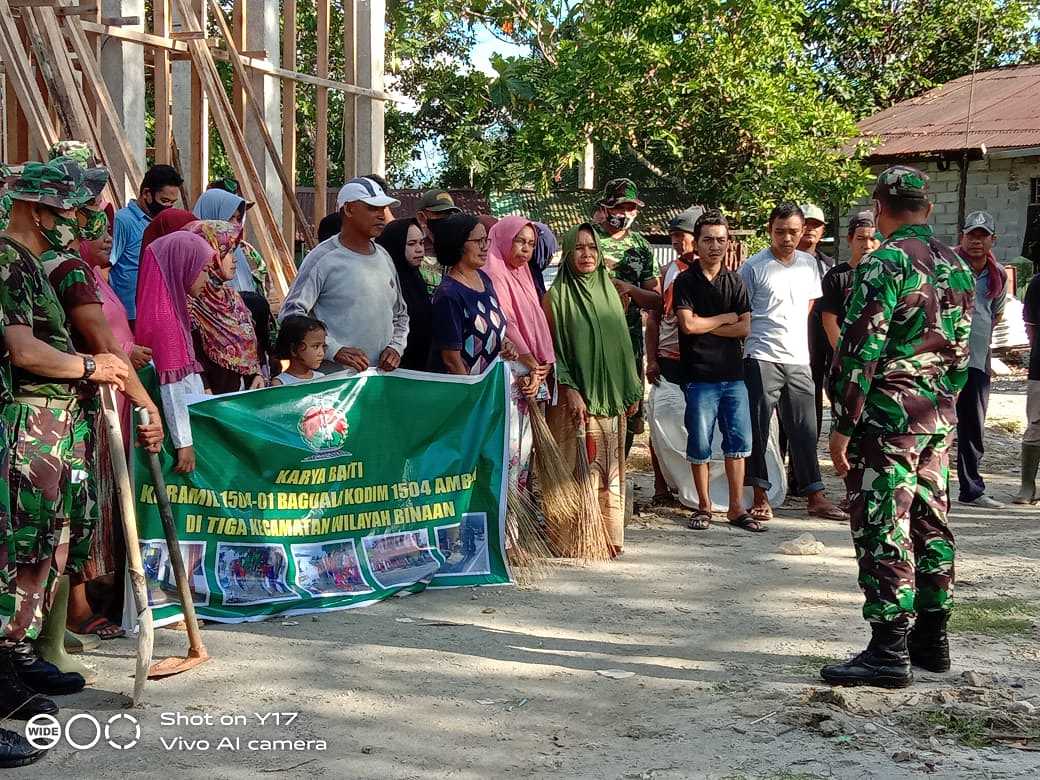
xmin=82 ymin=355 xmax=96 ymax=380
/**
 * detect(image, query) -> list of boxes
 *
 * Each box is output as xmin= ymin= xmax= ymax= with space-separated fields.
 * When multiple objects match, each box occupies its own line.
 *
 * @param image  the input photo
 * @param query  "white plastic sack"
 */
xmin=646 ymin=378 xmax=786 ymax=512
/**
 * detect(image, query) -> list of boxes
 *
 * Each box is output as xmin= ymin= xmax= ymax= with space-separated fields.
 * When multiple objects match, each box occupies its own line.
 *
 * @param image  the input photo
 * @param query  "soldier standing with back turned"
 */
xmin=822 ymin=166 xmax=974 ymax=688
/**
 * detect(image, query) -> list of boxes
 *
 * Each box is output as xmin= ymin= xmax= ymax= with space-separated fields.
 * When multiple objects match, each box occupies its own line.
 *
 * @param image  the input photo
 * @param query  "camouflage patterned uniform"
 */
xmin=0 ymin=311 xmax=14 ymax=634
xmin=0 ymin=161 xmax=95 ymax=643
xmin=593 ymin=179 xmax=657 ymax=436
xmin=830 ymin=167 xmax=974 ymax=625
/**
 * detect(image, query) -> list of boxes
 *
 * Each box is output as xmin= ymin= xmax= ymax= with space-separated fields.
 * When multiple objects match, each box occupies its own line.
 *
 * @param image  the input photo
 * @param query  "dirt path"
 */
xmin=11 ymin=385 xmax=1040 ymax=779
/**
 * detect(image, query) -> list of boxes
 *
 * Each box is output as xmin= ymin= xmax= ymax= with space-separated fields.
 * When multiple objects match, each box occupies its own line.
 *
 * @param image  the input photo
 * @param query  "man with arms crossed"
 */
xmin=673 ymin=211 xmax=758 ymax=532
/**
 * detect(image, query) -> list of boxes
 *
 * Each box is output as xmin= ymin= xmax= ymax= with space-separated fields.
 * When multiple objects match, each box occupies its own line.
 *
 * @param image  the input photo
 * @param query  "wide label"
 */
xmin=134 ymin=366 xmax=511 ymax=625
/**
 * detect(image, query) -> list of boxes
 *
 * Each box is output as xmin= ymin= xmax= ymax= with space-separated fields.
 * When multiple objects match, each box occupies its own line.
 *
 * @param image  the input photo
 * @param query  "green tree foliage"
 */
xmin=802 ymin=0 xmax=1040 ymax=117
xmin=490 ymin=0 xmax=871 ymax=221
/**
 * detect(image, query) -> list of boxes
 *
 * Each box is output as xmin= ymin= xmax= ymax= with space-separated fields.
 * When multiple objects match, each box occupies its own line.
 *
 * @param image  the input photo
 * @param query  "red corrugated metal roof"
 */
xmin=859 ymin=65 xmax=1040 ymax=158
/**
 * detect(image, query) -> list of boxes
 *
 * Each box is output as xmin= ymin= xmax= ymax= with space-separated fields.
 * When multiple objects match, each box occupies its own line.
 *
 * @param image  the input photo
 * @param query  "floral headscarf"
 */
xmin=183 ymin=219 xmax=242 ymax=259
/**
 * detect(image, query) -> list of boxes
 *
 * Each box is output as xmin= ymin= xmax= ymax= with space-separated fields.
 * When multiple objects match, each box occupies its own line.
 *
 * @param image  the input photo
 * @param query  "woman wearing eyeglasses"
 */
xmin=429 ymin=213 xmax=512 ymax=375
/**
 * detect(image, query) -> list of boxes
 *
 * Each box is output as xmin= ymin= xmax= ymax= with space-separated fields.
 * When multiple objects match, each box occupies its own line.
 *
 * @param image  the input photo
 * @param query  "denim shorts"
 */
xmin=683 ymin=380 xmax=753 ymax=464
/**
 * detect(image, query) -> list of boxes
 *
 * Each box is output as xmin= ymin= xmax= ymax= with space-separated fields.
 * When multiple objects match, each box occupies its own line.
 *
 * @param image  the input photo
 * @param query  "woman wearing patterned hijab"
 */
xmin=181 ymin=220 xmax=263 ymax=393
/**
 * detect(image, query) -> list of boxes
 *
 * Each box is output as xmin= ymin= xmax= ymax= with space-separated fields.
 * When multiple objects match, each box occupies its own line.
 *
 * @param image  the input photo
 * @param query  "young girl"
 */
xmin=271 ymin=315 xmax=327 ymax=386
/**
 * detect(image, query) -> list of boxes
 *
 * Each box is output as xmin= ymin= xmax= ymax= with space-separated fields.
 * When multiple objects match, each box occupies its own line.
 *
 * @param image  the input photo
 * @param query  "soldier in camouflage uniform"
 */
xmin=43 ymin=149 xmax=162 ymax=639
xmin=0 ymin=161 xmax=132 ymax=723
xmin=822 ymin=165 xmax=974 ymax=688
xmin=591 ymin=179 xmax=662 ymax=454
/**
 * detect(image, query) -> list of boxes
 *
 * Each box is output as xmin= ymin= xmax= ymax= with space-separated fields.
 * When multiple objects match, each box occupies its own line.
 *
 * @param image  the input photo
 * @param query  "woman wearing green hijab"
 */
xmin=543 ymin=223 xmax=643 ymax=556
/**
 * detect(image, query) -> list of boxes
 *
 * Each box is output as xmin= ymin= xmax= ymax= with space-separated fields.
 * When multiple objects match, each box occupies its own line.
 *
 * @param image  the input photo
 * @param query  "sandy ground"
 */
xmin=7 ymin=381 xmax=1040 ymax=780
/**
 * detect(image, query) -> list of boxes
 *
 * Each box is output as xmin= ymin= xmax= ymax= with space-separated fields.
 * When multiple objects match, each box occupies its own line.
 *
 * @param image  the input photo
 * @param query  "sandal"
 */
xmin=749 ymin=505 xmax=773 ymax=522
xmin=729 ymin=513 xmax=768 ymax=533
xmin=70 ymin=614 xmax=126 ymax=640
xmin=650 ymin=492 xmax=679 ymax=507
xmin=687 ymin=510 xmax=712 ymax=530
xmin=809 ymin=504 xmax=850 ymax=522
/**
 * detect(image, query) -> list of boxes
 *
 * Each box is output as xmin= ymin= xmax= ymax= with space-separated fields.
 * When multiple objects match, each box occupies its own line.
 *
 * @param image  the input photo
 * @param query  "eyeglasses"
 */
xmin=512 ymin=238 xmax=537 ymax=249
xmin=466 ymin=237 xmax=490 ymax=247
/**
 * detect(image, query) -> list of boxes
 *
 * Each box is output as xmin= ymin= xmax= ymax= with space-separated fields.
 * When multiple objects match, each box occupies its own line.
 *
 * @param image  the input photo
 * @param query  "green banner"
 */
xmin=134 ymin=366 xmax=511 ymax=625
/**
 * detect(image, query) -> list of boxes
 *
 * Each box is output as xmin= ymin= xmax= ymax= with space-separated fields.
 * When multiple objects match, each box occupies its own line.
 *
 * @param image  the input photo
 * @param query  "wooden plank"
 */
xmin=170 ymin=0 xmax=295 ymax=297
xmin=230 ymin=0 xmax=246 ymax=127
xmin=153 ymin=0 xmax=172 ymax=165
xmin=28 ymin=6 xmax=133 ymax=208
xmin=281 ymin=0 xmax=297 ymax=244
xmin=342 ymin=0 xmax=356 ymax=178
xmin=314 ymin=0 xmax=329 ymax=225
xmin=187 ymin=0 xmax=207 ymax=203
xmin=208 ymin=0 xmax=315 ymax=247
xmin=57 ymin=8 xmax=144 ymax=202
xmin=0 ymin=0 xmax=58 ymax=153
xmin=78 ymin=20 xmax=391 ymax=98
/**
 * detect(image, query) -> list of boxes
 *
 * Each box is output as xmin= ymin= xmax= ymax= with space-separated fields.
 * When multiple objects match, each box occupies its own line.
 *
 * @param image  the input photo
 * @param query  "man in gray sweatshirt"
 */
xmin=280 ymin=178 xmax=409 ymax=373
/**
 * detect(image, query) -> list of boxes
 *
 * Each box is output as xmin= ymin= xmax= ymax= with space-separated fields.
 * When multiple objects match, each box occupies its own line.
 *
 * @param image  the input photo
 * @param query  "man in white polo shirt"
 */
xmin=279 ymin=177 xmax=409 ymax=374
xmin=739 ymin=202 xmax=847 ymax=523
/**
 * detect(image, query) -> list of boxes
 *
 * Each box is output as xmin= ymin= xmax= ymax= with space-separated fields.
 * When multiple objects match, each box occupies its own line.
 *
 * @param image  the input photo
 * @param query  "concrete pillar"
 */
xmin=100 ymin=0 xmax=147 ymax=172
xmin=172 ymin=0 xmax=207 ymax=202
xmin=245 ymin=0 xmax=283 ymax=228
xmin=579 ymin=140 xmax=595 ymax=190
xmin=356 ymin=0 xmax=385 ymax=176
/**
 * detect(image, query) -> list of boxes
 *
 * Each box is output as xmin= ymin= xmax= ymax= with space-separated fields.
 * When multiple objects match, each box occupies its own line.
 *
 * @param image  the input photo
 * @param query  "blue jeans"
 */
xmin=683 ymin=380 xmax=753 ymax=464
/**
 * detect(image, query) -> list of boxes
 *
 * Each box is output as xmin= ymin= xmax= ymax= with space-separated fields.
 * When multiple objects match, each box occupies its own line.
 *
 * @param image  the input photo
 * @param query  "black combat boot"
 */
xmin=908 ymin=610 xmax=951 ymax=672
xmin=0 ymin=728 xmax=46 ymax=768
xmin=0 ymin=648 xmax=59 ymax=720
xmin=820 ymin=621 xmax=913 ymax=688
xmin=10 ymin=640 xmax=85 ymax=695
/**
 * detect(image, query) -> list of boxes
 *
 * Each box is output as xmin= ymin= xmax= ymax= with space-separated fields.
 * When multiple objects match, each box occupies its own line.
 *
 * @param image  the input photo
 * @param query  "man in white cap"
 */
xmin=279 ymin=177 xmax=409 ymax=373
xmin=954 ymin=210 xmax=1007 ymax=508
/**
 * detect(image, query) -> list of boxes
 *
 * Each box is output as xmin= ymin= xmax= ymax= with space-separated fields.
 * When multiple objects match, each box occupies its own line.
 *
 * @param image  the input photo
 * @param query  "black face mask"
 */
xmin=144 ymin=196 xmax=169 ymax=217
xmin=606 ymin=213 xmax=635 ymax=231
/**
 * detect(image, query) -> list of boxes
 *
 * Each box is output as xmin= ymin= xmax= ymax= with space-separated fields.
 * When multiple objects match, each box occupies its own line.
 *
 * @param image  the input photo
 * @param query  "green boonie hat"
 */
xmin=48 ymin=140 xmax=95 ymax=167
xmin=5 ymin=159 xmax=93 ymax=210
xmin=874 ymin=165 xmax=929 ymax=201
xmin=417 ymin=189 xmax=461 ymax=213
xmin=82 ymin=166 xmax=110 ymax=199
xmin=48 ymin=156 xmax=97 ymax=207
xmin=598 ymin=178 xmax=644 ymax=209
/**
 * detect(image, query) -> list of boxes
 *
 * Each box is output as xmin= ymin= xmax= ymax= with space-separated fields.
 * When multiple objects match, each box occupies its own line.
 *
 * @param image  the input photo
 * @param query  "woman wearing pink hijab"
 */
xmin=134 ymin=231 xmax=219 ymax=474
xmin=485 ymin=215 xmax=557 ymax=493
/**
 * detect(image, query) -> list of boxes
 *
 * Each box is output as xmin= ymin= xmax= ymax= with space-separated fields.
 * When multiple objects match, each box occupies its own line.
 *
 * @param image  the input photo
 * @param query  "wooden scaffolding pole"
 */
xmin=207 ymin=0 xmax=316 ymax=248
xmin=170 ymin=0 xmax=295 ymax=298
xmin=342 ymin=0 xmax=356 ymax=179
xmin=314 ymin=0 xmax=329 ymax=225
xmin=281 ymin=0 xmax=297 ymax=245
xmin=0 ymin=0 xmax=58 ymax=155
xmin=153 ymin=0 xmax=172 ymax=165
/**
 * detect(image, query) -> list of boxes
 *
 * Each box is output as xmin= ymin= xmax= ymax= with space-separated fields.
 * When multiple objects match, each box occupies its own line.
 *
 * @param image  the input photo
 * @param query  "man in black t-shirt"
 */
xmin=818 ymin=211 xmax=881 ymax=390
xmin=673 ymin=211 xmax=759 ymax=532
xmin=1016 ymin=272 xmax=1040 ymax=503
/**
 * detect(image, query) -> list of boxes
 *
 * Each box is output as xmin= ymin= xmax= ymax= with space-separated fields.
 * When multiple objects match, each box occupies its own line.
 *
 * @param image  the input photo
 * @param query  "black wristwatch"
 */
xmin=81 ymin=356 xmax=96 ymax=380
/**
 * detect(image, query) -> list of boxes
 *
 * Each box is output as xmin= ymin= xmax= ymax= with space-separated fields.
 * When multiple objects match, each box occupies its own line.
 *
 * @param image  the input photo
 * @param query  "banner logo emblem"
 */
xmin=298 ymin=403 xmax=349 ymax=454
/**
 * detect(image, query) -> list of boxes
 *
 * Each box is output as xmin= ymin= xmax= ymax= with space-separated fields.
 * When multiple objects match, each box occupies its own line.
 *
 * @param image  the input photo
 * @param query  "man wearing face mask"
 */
xmin=42 ymin=150 xmax=165 ymax=646
xmin=592 ymin=178 xmax=662 ymax=455
xmin=108 ymin=164 xmax=183 ymax=327
xmin=0 ymin=161 xmax=138 ymax=739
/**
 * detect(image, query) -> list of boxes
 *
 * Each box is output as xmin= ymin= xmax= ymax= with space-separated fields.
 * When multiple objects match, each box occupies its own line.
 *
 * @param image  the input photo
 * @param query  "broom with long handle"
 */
xmin=526 ymin=403 xmax=583 ymax=555
xmin=100 ymin=386 xmax=152 ymax=705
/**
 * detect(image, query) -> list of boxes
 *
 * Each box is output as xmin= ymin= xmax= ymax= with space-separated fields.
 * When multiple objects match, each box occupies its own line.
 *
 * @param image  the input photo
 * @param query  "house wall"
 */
xmin=839 ymin=155 xmax=1040 ymax=264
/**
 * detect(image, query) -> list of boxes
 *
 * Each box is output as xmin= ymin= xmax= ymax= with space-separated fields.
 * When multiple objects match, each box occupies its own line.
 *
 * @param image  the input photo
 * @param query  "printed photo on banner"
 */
xmin=435 ymin=513 xmax=491 ymax=577
xmin=216 ymin=543 xmax=296 ymax=606
xmin=140 ymin=540 xmax=209 ymax=608
xmin=292 ymin=539 xmax=373 ymax=597
xmin=362 ymin=531 xmax=440 ymax=589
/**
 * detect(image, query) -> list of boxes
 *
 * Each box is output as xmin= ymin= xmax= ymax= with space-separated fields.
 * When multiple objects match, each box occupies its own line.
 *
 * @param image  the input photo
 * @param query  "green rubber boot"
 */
xmin=65 ymin=629 xmax=101 ymax=654
xmin=1012 ymin=443 xmax=1040 ymax=505
xmin=35 ymin=576 xmax=97 ymax=685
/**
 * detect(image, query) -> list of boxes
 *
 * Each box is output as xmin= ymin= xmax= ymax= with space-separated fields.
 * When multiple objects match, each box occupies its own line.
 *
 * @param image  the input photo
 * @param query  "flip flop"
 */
xmin=809 ymin=504 xmax=850 ymax=522
xmin=70 ymin=614 xmax=126 ymax=640
xmin=729 ymin=513 xmax=768 ymax=533
xmin=650 ymin=492 xmax=680 ymax=507
xmin=749 ymin=505 xmax=773 ymax=522
xmin=687 ymin=510 xmax=712 ymax=530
